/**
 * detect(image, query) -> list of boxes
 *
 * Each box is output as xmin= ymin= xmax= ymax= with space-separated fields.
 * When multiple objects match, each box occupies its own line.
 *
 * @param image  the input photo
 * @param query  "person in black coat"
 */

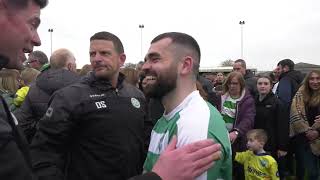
xmin=14 ymin=48 xmax=79 ymax=143
xmin=254 ymin=74 xmax=289 ymax=179
xmin=0 ymin=0 xmax=48 ymax=180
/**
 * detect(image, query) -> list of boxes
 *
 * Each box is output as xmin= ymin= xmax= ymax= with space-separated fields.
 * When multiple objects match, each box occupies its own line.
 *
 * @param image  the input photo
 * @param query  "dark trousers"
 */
xmin=295 ymin=142 xmax=320 ymax=180
xmin=233 ymin=161 xmax=245 ymax=180
xmin=232 ymin=146 xmax=245 ymax=180
xmin=276 ymin=155 xmax=287 ymax=180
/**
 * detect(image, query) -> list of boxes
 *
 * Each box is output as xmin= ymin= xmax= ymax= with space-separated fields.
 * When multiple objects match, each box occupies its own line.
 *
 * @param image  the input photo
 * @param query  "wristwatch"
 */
xmin=233 ymin=130 xmax=239 ymax=136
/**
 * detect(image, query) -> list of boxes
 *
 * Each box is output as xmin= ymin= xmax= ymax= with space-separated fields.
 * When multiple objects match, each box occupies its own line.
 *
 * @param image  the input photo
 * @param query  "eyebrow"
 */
xmin=144 ymin=52 xmax=160 ymax=62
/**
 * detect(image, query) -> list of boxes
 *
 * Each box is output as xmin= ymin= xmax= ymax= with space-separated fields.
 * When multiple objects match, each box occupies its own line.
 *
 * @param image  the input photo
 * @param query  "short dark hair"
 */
xmin=151 ymin=32 xmax=201 ymax=76
xmin=277 ymin=59 xmax=294 ymax=71
xmin=90 ymin=31 xmax=124 ymax=54
xmin=7 ymin=0 xmax=48 ymax=9
xmin=247 ymin=129 xmax=268 ymax=144
xmin=29 ymin=50 xmax=48 ymax=65
xmin=234 ymin=59 xmax=247 ymax=69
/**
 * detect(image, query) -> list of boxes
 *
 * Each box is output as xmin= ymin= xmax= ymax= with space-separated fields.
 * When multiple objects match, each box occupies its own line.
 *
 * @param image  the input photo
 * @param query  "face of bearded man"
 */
xmin=142 ymin=38 xmax=179 ymax=99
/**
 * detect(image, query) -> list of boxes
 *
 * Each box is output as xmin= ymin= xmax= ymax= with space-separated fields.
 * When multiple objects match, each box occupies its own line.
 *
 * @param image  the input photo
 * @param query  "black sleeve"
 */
xmin=143 ymin=111 xmax=153 ymax=157
xmin=0 ymin=140 xmax=33 ymax=180
xmin=128 ymin=172 xmax=162 ymax=180
xmin=14 ymin=92 xmax=36 ymax=143
xmin=207 ymin=91 xmax=221 ymax=111
xmin=276 ymin=99 xmax=289 ymax=151
xmin=0 ymin=96 xmax=33 ymax=180
xmin=30 ymin=90 xmax=76 ymax=180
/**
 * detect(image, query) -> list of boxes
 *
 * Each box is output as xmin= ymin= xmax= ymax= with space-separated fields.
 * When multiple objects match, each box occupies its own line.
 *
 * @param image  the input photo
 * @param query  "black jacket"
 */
xmin=31 ymin=72 xmax=147 ymax=180
xmin=244 ymin=70 xmax=257 ymax=96
xmin=0 ymin=60 xmax=33 ymax=179
xmin=277 ymin=70 xmax=304 ymax=107
xmin=129 ymin=172 xmax=161 ymax=180
xmin=14 ymin=68 xmax=79 ymax=143
xmin=197 ymin=75 xmax=221 ymax=110
xmin=254 ymin=92 xmax=289 ymax=154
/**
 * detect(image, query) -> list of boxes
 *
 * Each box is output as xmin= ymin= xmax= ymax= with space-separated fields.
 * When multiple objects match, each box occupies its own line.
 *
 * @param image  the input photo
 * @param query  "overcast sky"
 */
xmin=35 ymin=0 xmax=320 ymax=71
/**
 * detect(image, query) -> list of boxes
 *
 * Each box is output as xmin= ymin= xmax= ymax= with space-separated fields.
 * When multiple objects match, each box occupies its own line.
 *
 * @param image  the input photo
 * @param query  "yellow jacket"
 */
xmin=14 ymin=86 xmax=29 ymax=107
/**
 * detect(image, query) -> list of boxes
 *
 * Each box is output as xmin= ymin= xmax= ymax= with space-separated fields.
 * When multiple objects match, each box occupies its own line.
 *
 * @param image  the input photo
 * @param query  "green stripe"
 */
xmin=223 ymin=114 xmax=235 ymax=124
xmin=143 ymin=151 xmax=159 ymax=172
xmin=223 ymin=100 xmax=236 ymax=109
xmin=144 ymin=113 xmax=179 ymax=172
xmin=206 ymin=102 xmax=233 ymax=180
xmin=152 ymin=113 xmax=180 ymax=134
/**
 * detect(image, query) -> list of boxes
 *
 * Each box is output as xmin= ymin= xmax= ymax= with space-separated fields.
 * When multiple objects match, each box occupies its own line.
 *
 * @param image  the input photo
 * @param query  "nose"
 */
xmin=32 ymin=31 xmax=41 ymax=46
xmin=142 ymin=61 xmax=151 ymax=71
xmin=90 ymin=53 xmax=103 ymax=65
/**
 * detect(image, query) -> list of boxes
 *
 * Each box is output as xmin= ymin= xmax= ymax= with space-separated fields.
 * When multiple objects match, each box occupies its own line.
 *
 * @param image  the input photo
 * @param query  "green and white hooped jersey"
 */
xmin=144 ymin=91 xmax=232 ymax=180
xmin=221 ymin=96 xmax=237 ymax=131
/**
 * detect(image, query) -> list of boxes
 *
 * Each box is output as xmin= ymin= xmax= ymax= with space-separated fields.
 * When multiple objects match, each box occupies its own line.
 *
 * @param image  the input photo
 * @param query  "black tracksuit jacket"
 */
xmin=0 ymin=56 xmax=34 ymax=180
xmin=31 ymin=72 xmax=148 ymax=180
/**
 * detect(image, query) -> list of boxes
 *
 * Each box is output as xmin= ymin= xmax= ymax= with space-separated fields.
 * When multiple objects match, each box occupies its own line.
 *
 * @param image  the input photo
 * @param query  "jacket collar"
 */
xmin=255 ymin=91 xmax=274 ymax=103
xmin=84 ymin=71 xmax=125 ymax=91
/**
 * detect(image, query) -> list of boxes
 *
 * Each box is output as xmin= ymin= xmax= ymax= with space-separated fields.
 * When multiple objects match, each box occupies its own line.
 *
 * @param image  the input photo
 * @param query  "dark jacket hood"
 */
xmin=197 ymin=75 xmax=214 ymax=92
xmin=280 ymin=70 xmax=304 ymax=84
xmin=36 ymin=68 xmax=79 ymax=95
xmin=244 ymin=70 xmax=254 ymax=80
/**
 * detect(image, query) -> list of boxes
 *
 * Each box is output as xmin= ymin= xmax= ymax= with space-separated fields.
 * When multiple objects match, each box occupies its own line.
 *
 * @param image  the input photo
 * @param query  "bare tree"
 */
xmin=124 ymin=63 xmax=136 ymax=69
xmin=221 ymin=59 xmax=234 ymax=67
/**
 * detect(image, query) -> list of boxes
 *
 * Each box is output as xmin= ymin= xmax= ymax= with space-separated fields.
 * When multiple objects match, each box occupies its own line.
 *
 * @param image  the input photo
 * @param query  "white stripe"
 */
xmin=221 ymin=107 xmax=236 ymax=118
xmin=163 ymin=90 xmax=199 ymax=120
xmin=176 ymin=92 xmax=210 ymax=180
xmin=11 ymin=113 xmax=18 ymax=125
xmin=148 ymin=130 xmax=170 ymax=154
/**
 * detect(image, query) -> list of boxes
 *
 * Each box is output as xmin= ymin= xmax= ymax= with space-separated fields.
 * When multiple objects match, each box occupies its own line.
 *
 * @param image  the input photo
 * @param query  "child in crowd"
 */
xmin=13 ymin=68 xmax=40 ymax=108
xmin=235 ymin=129 xmax=279 ymax=180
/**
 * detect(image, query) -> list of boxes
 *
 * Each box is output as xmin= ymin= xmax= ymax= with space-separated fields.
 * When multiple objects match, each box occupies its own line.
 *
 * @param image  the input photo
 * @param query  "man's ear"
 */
xmin=180 ymin=56 xmax=193 ymax=75
xmin=119 ymin=53 xmax=126 ymax=67
xmin=67 ymin=63 xmax=72 ymax=71
xmin=284 ymin=65 xmax=290 ymax=72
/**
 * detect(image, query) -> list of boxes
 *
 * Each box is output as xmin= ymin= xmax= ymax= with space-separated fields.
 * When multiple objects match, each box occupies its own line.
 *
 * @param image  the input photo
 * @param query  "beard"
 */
xmin=143 ymin=68 xmax=177 ymax=99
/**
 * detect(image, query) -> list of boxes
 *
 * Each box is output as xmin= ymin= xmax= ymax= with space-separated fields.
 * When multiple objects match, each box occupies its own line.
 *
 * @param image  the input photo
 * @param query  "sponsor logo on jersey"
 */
xmin=248 ymin=166 xmax=267 ymax=177
xmin=260 ymin=159 xmax=267 ymax=167
xmin=131 ymin=98 xmax=140 ymax=109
